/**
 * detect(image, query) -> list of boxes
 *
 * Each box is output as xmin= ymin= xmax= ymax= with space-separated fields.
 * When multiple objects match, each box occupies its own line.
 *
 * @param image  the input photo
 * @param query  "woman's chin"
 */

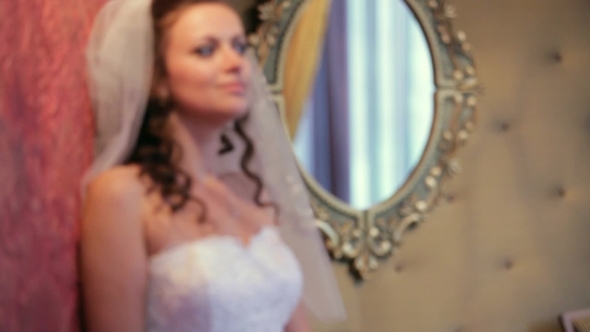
xmin=206 ymin=105 xmax=249 ymax=125
xmin=222 ymin=101 xmax=249 ymax=118
xmin=176 ymin=100 xmax=249 ymax=126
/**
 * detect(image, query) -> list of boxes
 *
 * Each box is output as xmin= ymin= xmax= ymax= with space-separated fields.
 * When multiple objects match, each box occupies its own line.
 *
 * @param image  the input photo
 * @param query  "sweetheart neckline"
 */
xmin=149 ymin=225 xmax=278 ymax=263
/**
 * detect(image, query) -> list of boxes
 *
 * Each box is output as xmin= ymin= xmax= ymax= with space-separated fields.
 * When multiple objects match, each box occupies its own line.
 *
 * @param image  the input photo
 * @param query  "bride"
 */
xmin=79 ymin=0 xmax=345 ymax=331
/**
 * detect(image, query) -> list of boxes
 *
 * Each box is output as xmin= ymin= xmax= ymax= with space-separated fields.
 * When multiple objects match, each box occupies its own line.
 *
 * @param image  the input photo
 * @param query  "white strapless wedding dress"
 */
xmin=146 ymin=226 xmax=303 ymax=332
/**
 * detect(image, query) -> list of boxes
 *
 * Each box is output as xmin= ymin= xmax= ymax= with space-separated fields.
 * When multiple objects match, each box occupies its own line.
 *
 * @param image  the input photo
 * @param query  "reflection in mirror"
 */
xmin=292 ymin=0 xmax=435 ymax=209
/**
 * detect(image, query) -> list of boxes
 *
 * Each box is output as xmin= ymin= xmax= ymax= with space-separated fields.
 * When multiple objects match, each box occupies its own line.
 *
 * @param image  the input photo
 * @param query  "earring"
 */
xmin=218 ymin=123 xmax=235 ymax=155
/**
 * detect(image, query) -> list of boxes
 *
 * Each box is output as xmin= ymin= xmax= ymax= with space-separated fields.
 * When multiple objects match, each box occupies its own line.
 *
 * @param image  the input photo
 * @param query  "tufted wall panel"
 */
xmin=308 ymin=0 xmax=590 ymax=331
xmin=233 ymin=0 xmax=590 ymax=331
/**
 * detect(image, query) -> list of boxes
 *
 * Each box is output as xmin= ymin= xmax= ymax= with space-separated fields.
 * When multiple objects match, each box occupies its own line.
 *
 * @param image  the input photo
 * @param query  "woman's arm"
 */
xmin=285 ymin=301 xmax=314 ymax=332
xmin=80 ymin=167 xmax=147 ymax=332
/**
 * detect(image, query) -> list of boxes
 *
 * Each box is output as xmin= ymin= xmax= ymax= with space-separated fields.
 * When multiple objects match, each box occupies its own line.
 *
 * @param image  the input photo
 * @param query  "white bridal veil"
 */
xmin=82 ymin=0 xmax=346 ymax=322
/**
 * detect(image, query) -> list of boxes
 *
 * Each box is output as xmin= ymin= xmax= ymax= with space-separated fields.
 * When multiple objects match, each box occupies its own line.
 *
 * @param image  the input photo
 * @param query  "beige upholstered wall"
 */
xmin=234 ymin=0 xmax=590 ymax=331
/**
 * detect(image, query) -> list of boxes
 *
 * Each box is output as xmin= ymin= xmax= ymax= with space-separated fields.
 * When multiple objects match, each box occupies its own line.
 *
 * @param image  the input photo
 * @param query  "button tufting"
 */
xmin=446 ymin=194 xmax=456 ymax=203
xmin=504 ymin=259 xmax=513 ymax=270
xmin=500 ymin=121 xmax=510 ymax=132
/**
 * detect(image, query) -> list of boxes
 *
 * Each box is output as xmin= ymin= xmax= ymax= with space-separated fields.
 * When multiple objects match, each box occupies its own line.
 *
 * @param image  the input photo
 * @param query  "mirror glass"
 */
xmin=291 ymin=0 xmax=435 ymax=210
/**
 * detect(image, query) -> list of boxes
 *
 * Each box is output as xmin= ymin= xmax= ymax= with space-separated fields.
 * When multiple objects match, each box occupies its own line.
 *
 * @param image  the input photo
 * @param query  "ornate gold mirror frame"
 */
xmin=250 ymin=0 xmax=481 ymax=280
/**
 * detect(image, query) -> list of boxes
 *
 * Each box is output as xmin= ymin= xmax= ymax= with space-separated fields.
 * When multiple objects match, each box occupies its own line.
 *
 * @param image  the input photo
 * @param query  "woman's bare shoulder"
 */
xmin=84 ymin=165 xmax=147 ymax=213
xmin=86 ymin=165 xmax=146 ymax=198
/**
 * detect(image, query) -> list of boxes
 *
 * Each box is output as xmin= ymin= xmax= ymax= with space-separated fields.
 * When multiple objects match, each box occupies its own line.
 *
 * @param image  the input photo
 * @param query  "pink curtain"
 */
xmin=0 ymin=0 xmax=105 ymax=330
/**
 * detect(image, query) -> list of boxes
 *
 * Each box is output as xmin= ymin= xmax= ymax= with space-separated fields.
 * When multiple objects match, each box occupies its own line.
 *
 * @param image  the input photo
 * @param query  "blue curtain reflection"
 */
xmin=293 ymin=0 xmax=434 ymax=209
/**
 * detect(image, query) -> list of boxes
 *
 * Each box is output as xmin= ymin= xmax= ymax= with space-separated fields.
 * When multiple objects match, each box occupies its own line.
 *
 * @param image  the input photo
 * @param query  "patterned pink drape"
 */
xmin=0 ymin=0 xmax=105 ymax=331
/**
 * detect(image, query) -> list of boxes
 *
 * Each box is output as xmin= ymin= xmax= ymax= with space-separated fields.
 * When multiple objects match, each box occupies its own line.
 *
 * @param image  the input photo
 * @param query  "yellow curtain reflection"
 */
xmin=282 ymin=0 xmax=332 ymax=139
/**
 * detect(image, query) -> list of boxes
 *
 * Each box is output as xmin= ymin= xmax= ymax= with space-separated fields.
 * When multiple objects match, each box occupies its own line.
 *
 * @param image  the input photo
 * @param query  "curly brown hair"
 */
xmin=125 ymin=0 xmax=271 ymax=220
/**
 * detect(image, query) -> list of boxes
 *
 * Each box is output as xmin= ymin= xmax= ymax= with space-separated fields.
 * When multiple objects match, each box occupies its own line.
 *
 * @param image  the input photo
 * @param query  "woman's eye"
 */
xmin=194 ymin=45 xmax=215 ymax=57
xmin=233 ymin=41 xmax=248 ymax=55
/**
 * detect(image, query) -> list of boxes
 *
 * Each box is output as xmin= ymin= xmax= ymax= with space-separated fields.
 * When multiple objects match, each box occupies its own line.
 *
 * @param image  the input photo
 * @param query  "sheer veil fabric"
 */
xmin=82 ymin=0 xmax=346 ymax=322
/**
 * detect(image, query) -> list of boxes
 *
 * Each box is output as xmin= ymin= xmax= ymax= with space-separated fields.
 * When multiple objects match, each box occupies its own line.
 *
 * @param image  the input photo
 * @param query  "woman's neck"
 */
xmin=167 ymin=112 xmax=225 ymax=181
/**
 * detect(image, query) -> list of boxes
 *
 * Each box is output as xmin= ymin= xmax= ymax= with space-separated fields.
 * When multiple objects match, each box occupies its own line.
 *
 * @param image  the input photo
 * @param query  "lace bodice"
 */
xmin=146 ymin=226 xmax=303 ymax=332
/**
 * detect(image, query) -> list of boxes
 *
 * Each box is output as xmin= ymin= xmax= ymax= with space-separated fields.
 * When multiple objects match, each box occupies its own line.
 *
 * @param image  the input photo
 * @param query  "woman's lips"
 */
xmin=219 ymin=82 xmax=246 ymax=94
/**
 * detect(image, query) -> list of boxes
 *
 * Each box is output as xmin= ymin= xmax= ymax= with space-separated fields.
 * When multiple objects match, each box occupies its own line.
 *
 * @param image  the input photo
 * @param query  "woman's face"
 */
xmin=161 ymin=3 xmax=251 ymax=124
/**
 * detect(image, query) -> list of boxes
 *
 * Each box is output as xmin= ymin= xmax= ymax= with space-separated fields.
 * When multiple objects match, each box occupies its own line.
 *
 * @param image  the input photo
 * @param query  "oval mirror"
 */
xmin=250 ymin=0 xmax=480 ymax=280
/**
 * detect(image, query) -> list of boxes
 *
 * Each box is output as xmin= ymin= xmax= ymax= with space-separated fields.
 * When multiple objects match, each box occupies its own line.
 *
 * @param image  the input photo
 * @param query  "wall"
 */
xmin=234 ymin=0 xmax=590 ymax=331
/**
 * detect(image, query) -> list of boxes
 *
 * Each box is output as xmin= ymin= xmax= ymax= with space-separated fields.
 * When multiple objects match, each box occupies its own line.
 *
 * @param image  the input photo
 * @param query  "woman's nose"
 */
xmin=221 ymin=47 xmax=244 ymax=73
